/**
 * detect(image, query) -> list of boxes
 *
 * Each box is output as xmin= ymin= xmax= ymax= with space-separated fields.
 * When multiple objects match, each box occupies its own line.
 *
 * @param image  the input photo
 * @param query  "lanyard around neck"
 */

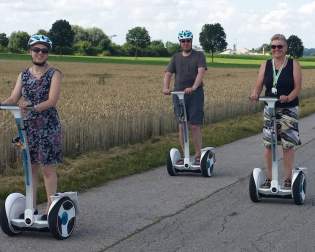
xmin=272 ymin=57 xmax=287 ymax=88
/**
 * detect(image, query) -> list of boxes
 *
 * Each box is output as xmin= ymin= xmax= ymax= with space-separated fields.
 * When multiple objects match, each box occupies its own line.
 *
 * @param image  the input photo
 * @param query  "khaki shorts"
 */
xmin=263 ymin=106 xmax=301 ymax=149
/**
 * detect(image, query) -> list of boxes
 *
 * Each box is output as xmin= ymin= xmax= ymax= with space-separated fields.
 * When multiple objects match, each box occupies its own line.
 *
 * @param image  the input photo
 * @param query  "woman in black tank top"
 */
xmin=250 ymin=34 xmax=302 ymax=189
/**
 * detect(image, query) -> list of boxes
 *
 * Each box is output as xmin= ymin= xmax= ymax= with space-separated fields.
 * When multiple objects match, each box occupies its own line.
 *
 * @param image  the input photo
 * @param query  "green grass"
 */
xmin=1 ymin=53 xmax=315 ymax=68
xmin=1 ymin=96 xmax=315 ymax=205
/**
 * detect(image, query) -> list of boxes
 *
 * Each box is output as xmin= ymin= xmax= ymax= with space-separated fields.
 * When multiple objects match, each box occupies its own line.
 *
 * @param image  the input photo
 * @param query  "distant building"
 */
xmin=220 ymin=47 xmax=250 ymax=55
xmin=220 ymin=46 xmax=268 ymax=55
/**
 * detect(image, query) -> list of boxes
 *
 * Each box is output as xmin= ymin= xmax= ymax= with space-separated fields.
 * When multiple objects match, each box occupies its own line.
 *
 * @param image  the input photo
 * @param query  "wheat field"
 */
xmin=1 ymin=59 xmax=315 ymax=172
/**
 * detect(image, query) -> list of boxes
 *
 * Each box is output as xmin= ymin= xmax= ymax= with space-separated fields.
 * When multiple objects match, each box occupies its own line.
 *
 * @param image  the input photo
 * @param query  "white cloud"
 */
xmin=298 ymin=1 xmax=315 ymax=14
xmin=0 ymin=0 xmax=314 ymax=48
xmin=260 ymin=9 xmax=290 ymax=31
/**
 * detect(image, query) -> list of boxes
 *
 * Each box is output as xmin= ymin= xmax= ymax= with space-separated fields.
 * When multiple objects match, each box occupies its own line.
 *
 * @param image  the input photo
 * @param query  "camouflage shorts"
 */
xmin=263 ymin=106 xmax=301 ymax=149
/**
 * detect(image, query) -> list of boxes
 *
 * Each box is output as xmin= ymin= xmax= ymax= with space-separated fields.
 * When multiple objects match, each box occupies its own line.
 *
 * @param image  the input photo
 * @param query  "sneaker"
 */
xmin=19 ymin=209 xmax=38 ymax=219
xmin=261 ymin=178 xmax=271 ymax=188
xmin=283 ymin=178 xmax=291 ymax=189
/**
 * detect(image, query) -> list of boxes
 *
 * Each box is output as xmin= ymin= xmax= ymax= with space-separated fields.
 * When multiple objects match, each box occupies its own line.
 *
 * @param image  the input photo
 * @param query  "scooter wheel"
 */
xmin=292 ymin=171 xmax=306 ymax=205
xmin=48 ymin=197 xmax=76 ymax=240
xmin=201 ymin=150 xmax=213 ymax=177
xmin=0 ymin=204 xmax=20 ymax=236
xmin=249 ymin=173 xmax=261 ymax=202
xmin=166 ymin=152 xmax=177 ymax=176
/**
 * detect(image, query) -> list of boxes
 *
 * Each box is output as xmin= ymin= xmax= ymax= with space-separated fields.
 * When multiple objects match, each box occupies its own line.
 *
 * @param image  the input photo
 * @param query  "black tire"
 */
xmin=249 ymin=173 xmax=261 ymax=202
xmin=292 ymin=172 xmax=306 ymax=205
xmin=166 ymin=152 xmax=177 ymax=176
xmin=201 ymin=150 xmax=213 ymax=177
xmin=0 ymin=204 xmax=19 ymax=236
xmin=48 ymin=197 xmax=76 ymax=240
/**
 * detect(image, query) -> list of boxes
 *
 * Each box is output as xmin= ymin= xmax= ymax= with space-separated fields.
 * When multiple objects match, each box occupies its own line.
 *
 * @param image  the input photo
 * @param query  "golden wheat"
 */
xmin=1 ymin=59 xmax=315 ymax=172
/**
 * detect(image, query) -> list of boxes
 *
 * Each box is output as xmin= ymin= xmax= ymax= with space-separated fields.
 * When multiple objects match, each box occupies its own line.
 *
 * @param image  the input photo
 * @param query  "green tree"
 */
xmin=8 ymin=31 xmax=30 ymax=53
xmin=165 ymin=41 xmax=180 ymax=55
xmin=72 ymin=26 xmax=110 ymax=54
xmin=287 ymin=35 xmax=304 ymax=58
xmin=0 ymin=33 xmax=9 ymax=47
xmin=49 ymin=19 xmax=74 ymax=55
xmin=86 ymin=27 xmax=110 ymax=48
xmin=255 ymin=43 xmax=271 ymax=54
xmin=72 ymin=25 xmax=89 ymax=44
xmin=37 ymin=29 xmax=49 ymax=36
xmin=108 ymin=43 xmax=124 ymax=56
xmin=126 ymin=26 xmax=150 ymax=58
xmin=74 ymin=40 xmax=100 ymax=56
xmin=199 ymin=23 xmax=227 ymax=62
xmin=147 ymin=40 xmax=168 ymax=56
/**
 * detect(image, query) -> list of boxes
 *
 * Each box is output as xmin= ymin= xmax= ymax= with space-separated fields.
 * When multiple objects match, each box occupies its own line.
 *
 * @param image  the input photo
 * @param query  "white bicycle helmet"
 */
xmin=28 ymin=34 xmax=52 ymax=49
xmin=178 ymin=30 xmax=193 ymax=41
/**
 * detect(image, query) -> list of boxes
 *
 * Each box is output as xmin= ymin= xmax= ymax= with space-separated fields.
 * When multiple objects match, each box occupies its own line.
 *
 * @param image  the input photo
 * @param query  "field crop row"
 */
xmin=1 ymin=60 xmax=315 ymax=173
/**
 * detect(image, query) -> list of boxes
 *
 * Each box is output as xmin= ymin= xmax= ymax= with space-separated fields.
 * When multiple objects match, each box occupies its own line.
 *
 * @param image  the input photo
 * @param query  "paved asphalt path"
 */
xmin=0 ymin=113 xmax=314 ymax=252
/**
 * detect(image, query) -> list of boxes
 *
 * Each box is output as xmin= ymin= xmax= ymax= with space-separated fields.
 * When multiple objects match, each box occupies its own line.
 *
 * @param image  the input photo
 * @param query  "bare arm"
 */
xmin=192 ymin=67 xmax=206 ymax=90
xmin=288 ymin=60 xmax=302 ymax=101
xmin=279 ymin=60 xmax=302 ymax=103
xmin=34 ymin=70 xmax=62 ymax=112
xmin=250 ymin=62 xmax=266 ymax=100
xmin=163 ymin=71 xmax=173 ymax=95
xmin=2 ymin=73 xmax=22 ymax=104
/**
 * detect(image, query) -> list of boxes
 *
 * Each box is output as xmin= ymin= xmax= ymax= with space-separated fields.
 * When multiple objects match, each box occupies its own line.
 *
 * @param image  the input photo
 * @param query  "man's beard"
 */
xmin=32 ymin=59 xmax=47 ymax=66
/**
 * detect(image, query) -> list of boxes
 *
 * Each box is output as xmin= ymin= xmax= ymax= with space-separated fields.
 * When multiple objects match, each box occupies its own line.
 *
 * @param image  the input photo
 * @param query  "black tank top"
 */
xmin=263 ymin=58 xmax=299 ymax=107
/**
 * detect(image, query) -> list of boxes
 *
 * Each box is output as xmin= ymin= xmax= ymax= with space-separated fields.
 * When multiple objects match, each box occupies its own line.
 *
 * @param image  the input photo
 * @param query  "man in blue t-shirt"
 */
xmin=163 ymin=30 xmax=207 ymax=164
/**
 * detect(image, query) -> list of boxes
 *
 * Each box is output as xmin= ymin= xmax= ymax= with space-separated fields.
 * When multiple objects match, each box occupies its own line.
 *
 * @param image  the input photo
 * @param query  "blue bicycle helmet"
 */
xmin=178 ymin=30 xmax=193 ymax=41
xmin=28 ymin=34 xmax=52 ymax=49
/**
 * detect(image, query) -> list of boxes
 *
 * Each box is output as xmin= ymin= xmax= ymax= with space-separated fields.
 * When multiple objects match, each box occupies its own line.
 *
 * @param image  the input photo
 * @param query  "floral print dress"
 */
xmin=21 ymin=67 xmax=63 ymax=166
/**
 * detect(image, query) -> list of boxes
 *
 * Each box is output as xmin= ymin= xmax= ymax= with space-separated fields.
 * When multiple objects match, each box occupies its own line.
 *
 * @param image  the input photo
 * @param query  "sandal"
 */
xmin=284 ymin=178 xmax=292 ymax=189
xmin=176 ymin=159 xmax=184 ymax=165
xmin=261 ymin=178 xmax=271 ymax=188
xmin=194 ymin=156 xmax=201 ymax=165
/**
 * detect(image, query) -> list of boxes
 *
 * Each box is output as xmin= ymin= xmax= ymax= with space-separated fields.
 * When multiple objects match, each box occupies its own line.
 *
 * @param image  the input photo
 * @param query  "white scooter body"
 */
xmin=0 ymin=105 xmax=79 ymax=239
xmin=167 ymin=92 xmax=216 ymax=177
xmin=249 ymin=97 xmax=307 ymax=205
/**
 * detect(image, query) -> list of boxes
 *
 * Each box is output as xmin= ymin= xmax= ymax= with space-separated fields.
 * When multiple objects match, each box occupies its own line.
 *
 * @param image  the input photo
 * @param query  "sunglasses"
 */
xmin=271 ymin=44 xmax=284 ymax=49
xmin=31 ymin=47 xmax=49 ymax=54
xmin=180 ymin=39 xmax=192 ymax=43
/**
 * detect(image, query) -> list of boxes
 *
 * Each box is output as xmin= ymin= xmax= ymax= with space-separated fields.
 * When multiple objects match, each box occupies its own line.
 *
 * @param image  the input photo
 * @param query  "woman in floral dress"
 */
xmin=2 ymin=34 xmax=62 ymax=218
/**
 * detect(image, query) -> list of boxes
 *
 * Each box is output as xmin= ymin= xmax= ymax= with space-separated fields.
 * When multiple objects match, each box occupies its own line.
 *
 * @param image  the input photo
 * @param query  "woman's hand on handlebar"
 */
xmin=18 ymin=99 xmax=32 ymax=116
xmin=163 ymin=88 xmax=171 ymax=95
xmin=279 ymin=95 xmax=289 ymax=103
xmin=249 ymin=92 xmax=259 ymax=102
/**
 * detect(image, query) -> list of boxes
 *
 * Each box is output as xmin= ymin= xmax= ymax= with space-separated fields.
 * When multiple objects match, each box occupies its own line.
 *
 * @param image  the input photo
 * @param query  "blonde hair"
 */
xmin=270 ymin=34 xmax=287 ymax=46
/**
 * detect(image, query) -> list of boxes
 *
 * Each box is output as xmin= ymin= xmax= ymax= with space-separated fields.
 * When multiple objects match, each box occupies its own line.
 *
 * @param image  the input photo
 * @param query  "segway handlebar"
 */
xmin=0 ymin=104 xmax=19 ymax=110
xmin=0 ymin=104 xmax=34 ymax=110
xmin=171 ymin=91 xmax=185 ymax=95
xmin=171 ymin=91 xmax=185 ymax=100
xmin=258 ymin=96 xmax=279 ymax=103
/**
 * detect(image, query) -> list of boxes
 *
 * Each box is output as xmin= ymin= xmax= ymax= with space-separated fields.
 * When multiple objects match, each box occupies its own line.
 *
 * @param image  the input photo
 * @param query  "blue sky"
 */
xmin=1 ymin=0 xmax=315 ymax=49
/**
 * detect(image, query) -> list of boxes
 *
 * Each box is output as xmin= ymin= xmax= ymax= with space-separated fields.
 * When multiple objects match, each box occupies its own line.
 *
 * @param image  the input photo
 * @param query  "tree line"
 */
xmin=0 ymin=19 xmax=306 ymax=58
